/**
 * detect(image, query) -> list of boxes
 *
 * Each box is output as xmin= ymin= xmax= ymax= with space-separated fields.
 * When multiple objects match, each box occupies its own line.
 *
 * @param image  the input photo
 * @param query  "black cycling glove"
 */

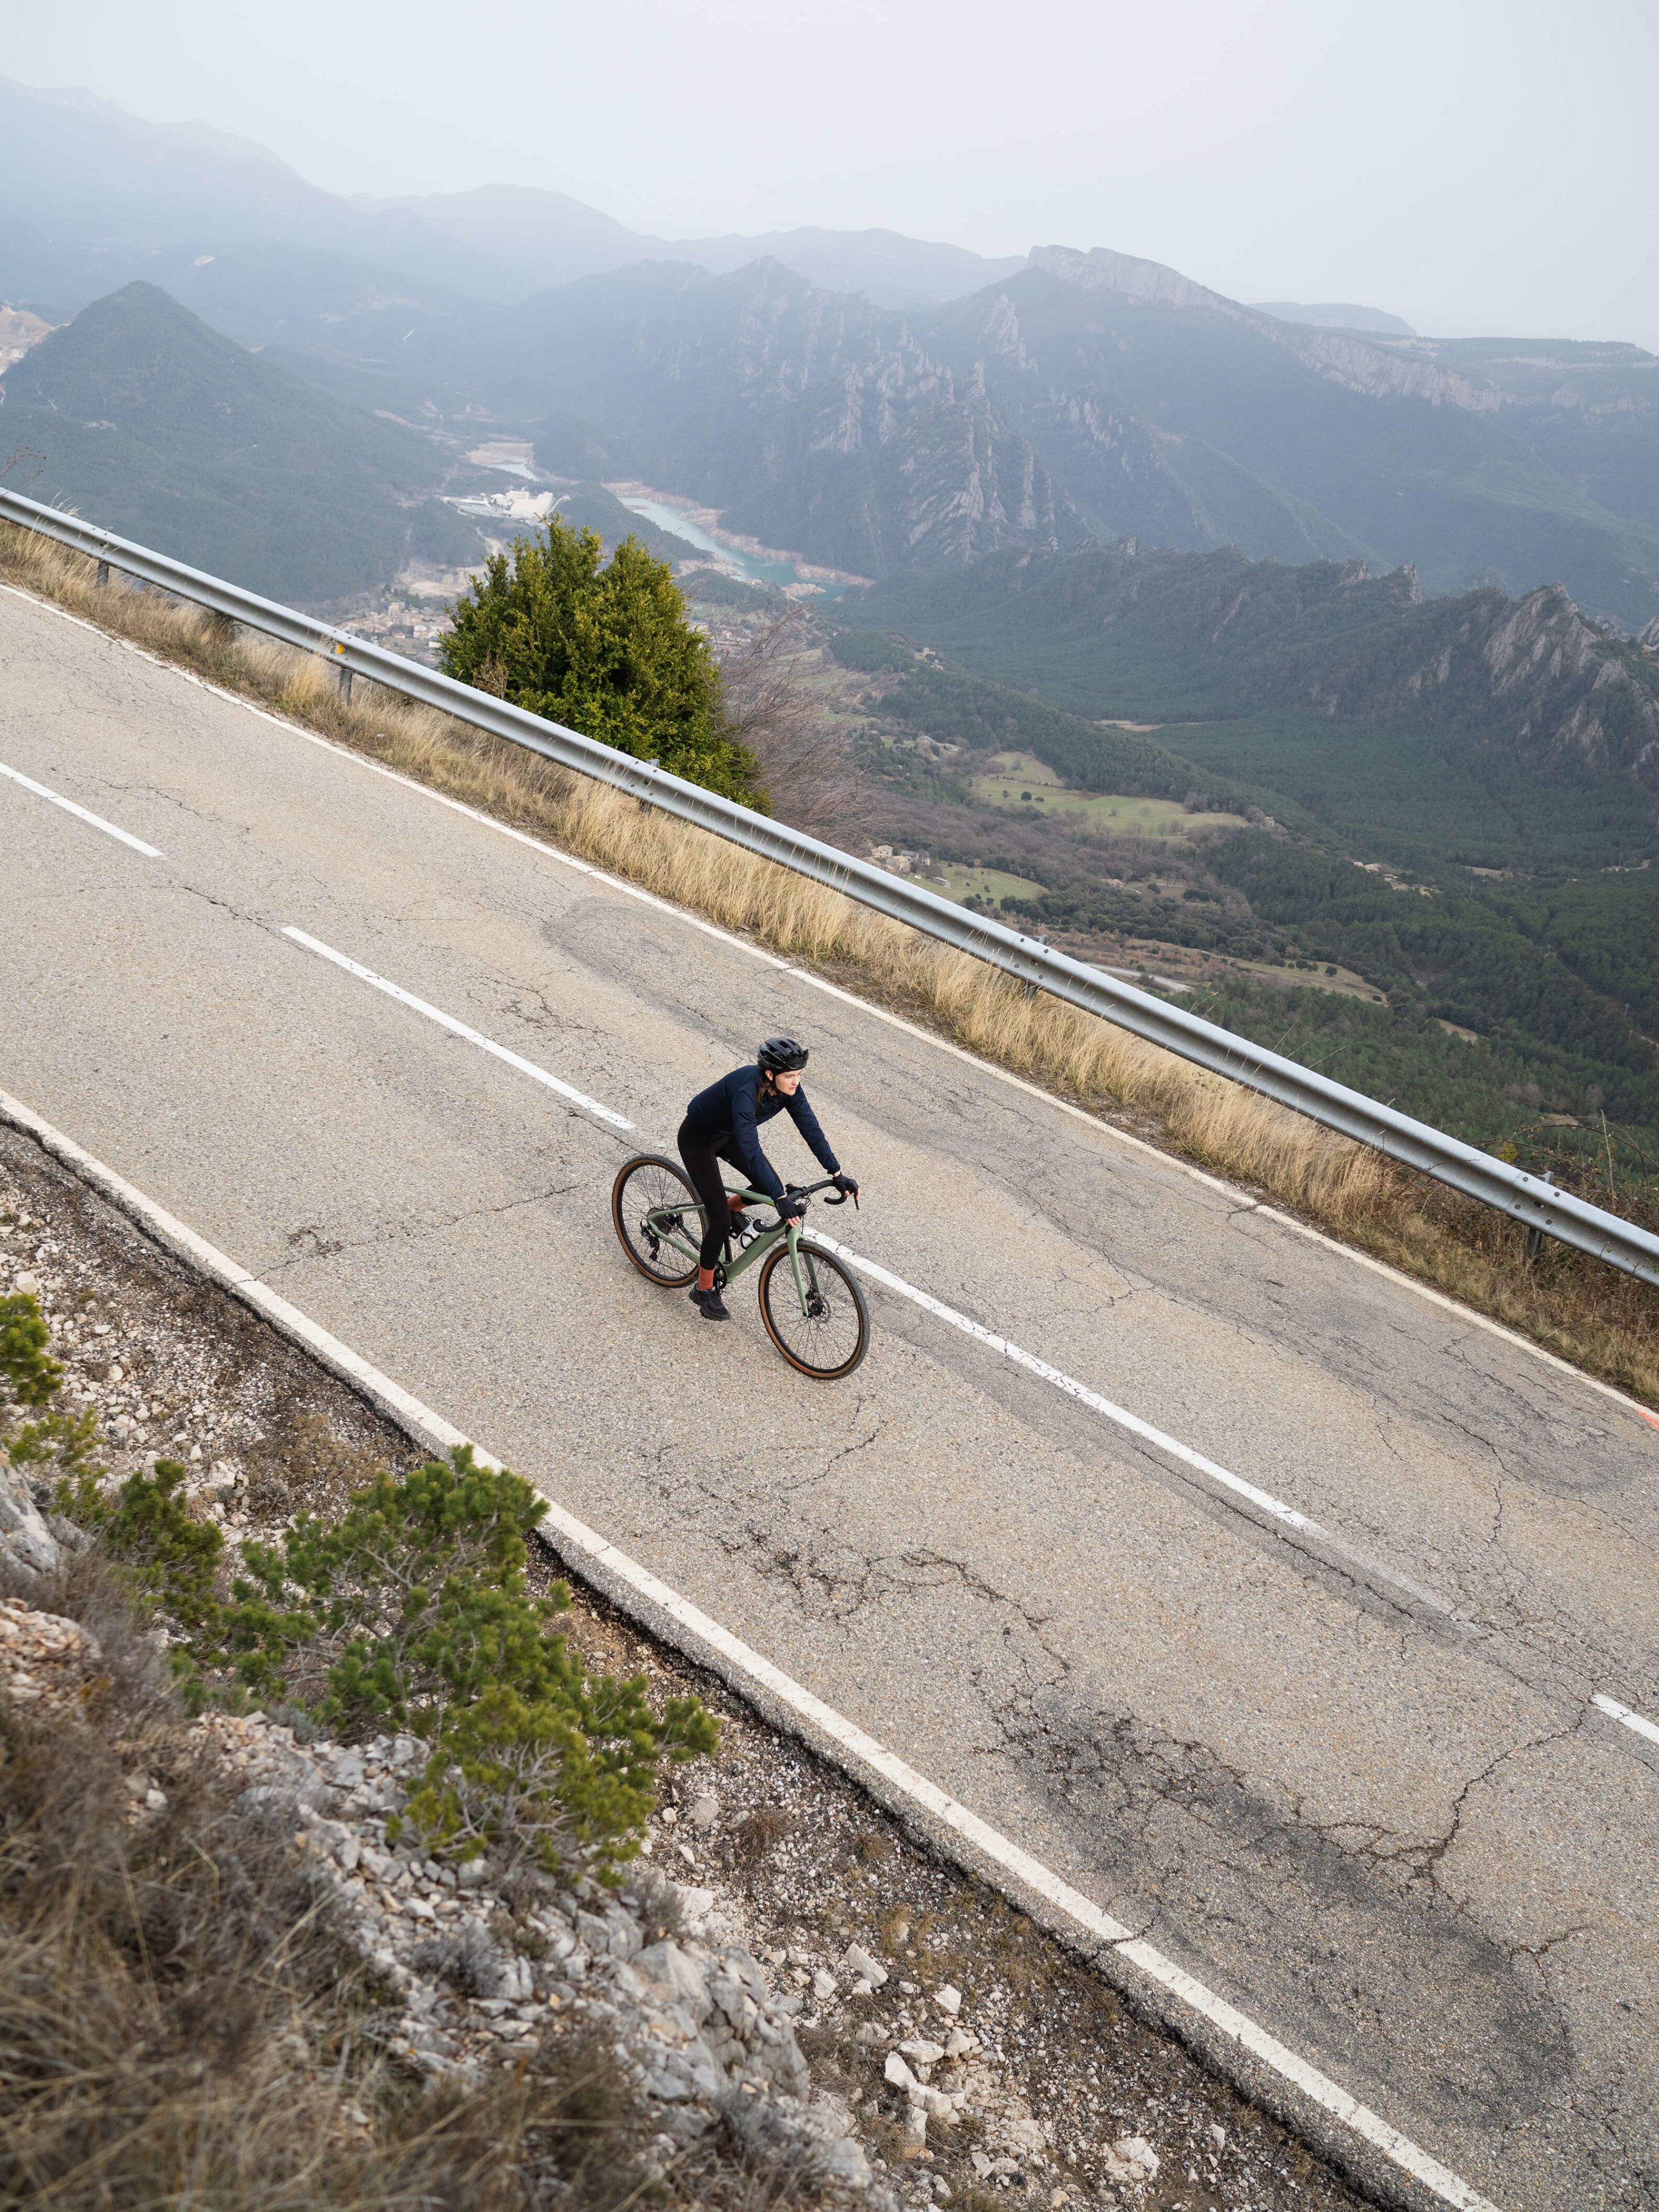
xmin=833 ymin=1173 xmax=859 ymax=1197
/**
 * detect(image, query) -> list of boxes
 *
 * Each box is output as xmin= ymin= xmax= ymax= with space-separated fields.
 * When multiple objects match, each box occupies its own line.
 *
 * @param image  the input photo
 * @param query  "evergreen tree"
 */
xmin=441 ymin=518 xmax=763 ymax=803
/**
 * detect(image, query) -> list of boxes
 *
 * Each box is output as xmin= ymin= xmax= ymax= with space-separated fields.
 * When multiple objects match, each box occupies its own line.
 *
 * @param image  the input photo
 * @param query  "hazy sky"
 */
xmin=5 ymin=0 xmax=1656 ymax=343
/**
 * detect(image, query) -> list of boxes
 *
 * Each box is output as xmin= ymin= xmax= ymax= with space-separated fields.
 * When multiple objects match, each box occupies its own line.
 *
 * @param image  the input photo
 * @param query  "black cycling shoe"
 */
xmin=689 ymin=1285 xmax=731 ymax=1322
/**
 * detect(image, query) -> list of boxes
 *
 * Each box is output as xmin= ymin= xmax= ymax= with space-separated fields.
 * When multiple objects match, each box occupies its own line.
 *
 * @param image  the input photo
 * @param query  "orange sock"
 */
xmin=697 ymin=1267 xmax=716 ymax=1292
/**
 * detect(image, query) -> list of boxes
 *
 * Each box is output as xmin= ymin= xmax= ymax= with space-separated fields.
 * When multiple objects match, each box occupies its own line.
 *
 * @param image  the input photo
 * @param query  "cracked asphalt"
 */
xmin=3 ymin=588 xmax=1658 ymax=2211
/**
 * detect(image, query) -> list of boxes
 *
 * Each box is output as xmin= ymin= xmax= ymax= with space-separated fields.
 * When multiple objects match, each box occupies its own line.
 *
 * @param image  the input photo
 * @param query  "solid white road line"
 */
xmin=0 ymin=1082 xmax=1504 ymax=2212
xmin=10 ymin=575 xmax=1653 ymax=1438
xmin=1592 ymin=1692 xmax=1659 ymax=1747
xmin=0 ymin=755 xmax=162 ymax=857
xmin=281 ymin=927 xmax=634 ymax=1132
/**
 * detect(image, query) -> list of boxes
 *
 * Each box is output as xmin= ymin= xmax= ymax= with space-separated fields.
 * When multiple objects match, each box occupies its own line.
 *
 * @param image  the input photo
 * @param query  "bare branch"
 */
xmin=716 ymin=611 xmax=868 ymax=838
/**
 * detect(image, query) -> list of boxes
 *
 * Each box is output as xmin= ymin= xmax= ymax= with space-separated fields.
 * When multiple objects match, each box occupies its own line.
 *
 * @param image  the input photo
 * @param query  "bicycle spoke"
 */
xmin=612 ymin=1156 xmax=705 ymax=1286
xmin=759 ymin=1241 xmax=868 ymax=1377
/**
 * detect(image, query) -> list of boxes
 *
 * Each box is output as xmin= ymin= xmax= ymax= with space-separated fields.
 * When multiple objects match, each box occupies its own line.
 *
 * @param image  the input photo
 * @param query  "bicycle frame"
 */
xmin=646 ymin=1177 xmax=844 ymax=1314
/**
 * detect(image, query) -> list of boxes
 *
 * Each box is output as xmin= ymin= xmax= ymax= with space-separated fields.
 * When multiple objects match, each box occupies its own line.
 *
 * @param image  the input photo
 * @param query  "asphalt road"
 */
xmin=3 ymin=586 xmax=1656 ymax=2212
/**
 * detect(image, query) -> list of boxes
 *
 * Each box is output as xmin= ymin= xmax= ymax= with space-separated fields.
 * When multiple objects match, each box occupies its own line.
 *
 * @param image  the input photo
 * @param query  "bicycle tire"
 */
xmin=612 ymin=1154 xmax=703 ymax=1287
xmin=757 ymin=1239 xmax=870 ymax=1379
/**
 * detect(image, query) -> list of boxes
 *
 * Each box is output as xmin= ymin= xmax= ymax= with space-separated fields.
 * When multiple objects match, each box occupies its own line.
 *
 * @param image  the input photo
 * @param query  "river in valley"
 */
xmin=612 ymin=492 xmax=859 ymax=598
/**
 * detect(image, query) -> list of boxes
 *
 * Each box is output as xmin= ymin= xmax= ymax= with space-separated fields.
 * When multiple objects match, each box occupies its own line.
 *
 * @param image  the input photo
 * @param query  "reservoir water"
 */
xmin=614 ymin=495 xmax=851 ymax=598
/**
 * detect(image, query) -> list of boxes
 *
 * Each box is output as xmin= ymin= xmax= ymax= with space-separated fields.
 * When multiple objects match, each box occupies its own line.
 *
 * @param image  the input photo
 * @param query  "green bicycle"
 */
xmin=610 ymin=1156 xmax=870 ymax=1379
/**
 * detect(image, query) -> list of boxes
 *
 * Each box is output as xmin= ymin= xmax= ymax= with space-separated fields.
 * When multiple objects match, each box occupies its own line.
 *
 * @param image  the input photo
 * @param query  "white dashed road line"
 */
xmin=281 ymin=927 xmax=634 ymax=1131
xmin=1592 ymin=1691 xmax=1659 ymax=1746
xmin=1 ymin=756 xmax=163 ymax=857
xmin=811 ymin=1229 xmax=1462 ymax=1620
xmin=0 ymin=1082 xmax=1506 ymax=2212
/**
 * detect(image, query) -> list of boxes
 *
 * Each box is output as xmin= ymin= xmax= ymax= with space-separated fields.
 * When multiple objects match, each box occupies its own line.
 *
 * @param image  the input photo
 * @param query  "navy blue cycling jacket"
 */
xmin=681 ymin=1065 xmax=841 ymax=1202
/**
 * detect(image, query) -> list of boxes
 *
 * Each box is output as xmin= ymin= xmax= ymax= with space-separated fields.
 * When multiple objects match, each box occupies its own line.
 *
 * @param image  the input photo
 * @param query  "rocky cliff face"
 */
xmin=505 ymin=262 xmax=1079 ymax=576
xmin=1304 ymin=580 xmax=1659 ymax=786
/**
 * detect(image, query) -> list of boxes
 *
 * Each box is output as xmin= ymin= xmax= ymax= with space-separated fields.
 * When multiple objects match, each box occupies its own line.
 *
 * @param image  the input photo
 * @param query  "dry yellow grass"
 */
xmin=3 ymin=521 xmax=1655 ymax=1405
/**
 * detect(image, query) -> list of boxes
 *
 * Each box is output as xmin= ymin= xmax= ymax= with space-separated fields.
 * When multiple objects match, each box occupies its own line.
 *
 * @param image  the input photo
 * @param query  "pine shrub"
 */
xmin=220 ymin=1445 xmax=718 ymax=1872
xmin=440 ymin=514 xmax=764 ymax=802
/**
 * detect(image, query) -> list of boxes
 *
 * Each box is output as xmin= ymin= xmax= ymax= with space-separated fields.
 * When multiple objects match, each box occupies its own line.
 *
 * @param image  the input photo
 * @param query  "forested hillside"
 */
xmin=834 ymin=601 xmax=1659 ymax=1180
xmin=854 ymin=541 xmax=1659 ymax=864
xmin=0 ymin=283 xmax=479 ymax=601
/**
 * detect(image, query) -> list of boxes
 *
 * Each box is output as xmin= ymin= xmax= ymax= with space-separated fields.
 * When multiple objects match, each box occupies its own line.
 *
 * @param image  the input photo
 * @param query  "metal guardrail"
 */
xmin=4 ymin=484 xmax=1656 ymax=1287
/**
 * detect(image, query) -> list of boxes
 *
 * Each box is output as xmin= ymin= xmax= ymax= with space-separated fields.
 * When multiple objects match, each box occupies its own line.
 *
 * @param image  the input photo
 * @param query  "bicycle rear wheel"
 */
xmin=758 ymin=1240 xmax=869 ymax=1379
xmin=612 ymin=1155 xmax=704 ymax=1287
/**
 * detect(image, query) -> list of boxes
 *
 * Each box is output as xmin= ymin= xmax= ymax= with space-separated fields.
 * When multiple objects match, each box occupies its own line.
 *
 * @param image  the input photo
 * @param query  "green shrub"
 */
xmin=11 ymin=1404 xmax=101 ymax=1479
xmin=58 ymin=1458 xmax=223 ymax=1639
xmin=440 ymin=514 xmax=764 ymax=803
xmin=221 ymin=1447 xmax=717 ymax=1872
xmin=28 ymin=1267 xmax=719 ymax=1876
xmin=0 ymin=1291 xmax=61 ymax=1411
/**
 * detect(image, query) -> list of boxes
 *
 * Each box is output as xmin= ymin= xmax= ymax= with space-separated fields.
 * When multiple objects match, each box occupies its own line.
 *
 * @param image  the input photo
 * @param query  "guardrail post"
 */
xmin=337 ymin=666 xmax=353 ymax=704
xmin=95 ymin=560 xmax=109 ymax=588
xmin=1526 ymin=1170 xmax=1554 ymax=1264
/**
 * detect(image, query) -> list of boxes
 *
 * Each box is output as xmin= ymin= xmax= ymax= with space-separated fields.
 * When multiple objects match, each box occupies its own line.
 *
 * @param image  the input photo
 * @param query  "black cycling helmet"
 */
xmin=758 ymin=1036 xmax=810 ymax=1073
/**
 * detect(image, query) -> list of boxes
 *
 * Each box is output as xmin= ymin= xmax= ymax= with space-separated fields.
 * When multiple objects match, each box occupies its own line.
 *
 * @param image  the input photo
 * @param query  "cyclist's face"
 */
xmin=773 ymin=1068 xmax=801 ymax=1095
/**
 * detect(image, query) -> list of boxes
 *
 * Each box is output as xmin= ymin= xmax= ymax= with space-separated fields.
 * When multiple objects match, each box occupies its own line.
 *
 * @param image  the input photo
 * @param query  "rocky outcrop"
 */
xmin=0 ymin=1598 xmax=96 ymax=1707
xmin=1286 ymin=328 xmax=1501 ymax=413
xmin=194 ymin=1709 xmax=880 ymax=2186
xmin=0 ymin=1465 xmax=61 ymax=1578
xmin=1319 ymin=582 xmax=1659 ymax=785
xmin=510 ymin=259 xmax=1078 ymax=577
xmin=1027 ymin=243 xmax=1241 ymax=319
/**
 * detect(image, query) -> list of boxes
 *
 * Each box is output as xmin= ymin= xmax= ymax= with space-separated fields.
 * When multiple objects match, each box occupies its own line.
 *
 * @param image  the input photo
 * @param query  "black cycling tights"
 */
xmin=676 ymin=1119 xmax=744 ymax=1272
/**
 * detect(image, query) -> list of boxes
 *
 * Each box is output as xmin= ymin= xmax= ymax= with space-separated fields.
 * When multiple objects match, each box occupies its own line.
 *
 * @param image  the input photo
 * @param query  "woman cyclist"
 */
xmin=677 ymin=1037 xmax=858 ymax=1320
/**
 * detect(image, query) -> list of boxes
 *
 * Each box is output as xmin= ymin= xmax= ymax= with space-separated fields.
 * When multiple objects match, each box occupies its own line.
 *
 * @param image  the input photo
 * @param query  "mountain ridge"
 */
xmin=357 ymin=185 xmax=1027 ymax=307
xmin=854 ymin=540 xmax=1659 ymax=805
xmin=3 ymin=75 xmax=1658 ymax=624
xmin=430 ymin=255 xmax=1659 ymax=622
xmin=0 ymin=280 xmax=476 ymax=602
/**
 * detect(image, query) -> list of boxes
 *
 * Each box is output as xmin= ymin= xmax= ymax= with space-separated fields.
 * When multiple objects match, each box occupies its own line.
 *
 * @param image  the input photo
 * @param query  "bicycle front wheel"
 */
xmin=612 ymin=1155 xmax=703 ymax=1287
xmin=757 ymin=1239 xmax=869 ymax=1379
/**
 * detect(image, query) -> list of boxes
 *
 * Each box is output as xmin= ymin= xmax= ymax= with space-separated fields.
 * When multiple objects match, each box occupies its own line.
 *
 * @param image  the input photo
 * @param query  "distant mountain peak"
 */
xmin=1027 ymin=243 xmax=1239 ymax=317
xmin=1024 ymin=243 xmax=1501 ymax=418
xmin=1254 ymin=301 xmax=1417 ymax=338
xmin=0 ymin=74 xmax=299 ymax=174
